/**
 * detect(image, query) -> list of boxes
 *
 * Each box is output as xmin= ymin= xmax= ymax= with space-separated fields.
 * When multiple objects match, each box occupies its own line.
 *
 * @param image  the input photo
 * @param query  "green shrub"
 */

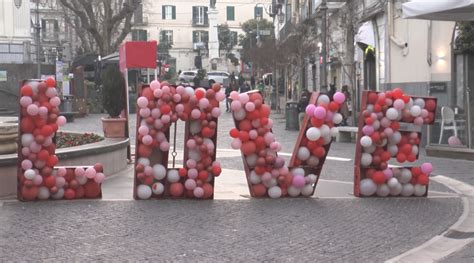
xmin=101 ymin=65 xmax=126 ymax=117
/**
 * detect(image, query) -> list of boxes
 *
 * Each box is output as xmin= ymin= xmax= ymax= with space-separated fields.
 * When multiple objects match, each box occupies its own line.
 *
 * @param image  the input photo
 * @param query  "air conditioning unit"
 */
xmin=193 ymin=42 xmax=205 ymax=50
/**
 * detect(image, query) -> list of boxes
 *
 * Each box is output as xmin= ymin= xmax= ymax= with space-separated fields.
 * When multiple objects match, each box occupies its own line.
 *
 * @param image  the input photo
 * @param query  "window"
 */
xmin=192 ymin=6 xmax=208 ymax=26
xmin=134 ymin=3 xmax=143 ymax=23
xmin=254 ymin=6 xmax=263 ymax=19
xmin=41 ymin=19 xmax=59 ymax=40
xmin=132 ymin=29 xmax=147 ymax=41
xmin=227 ymin=6 xmax=235 ymax=21
xmin=162 ymin=5 xmax=176 ymax=20
xmin=160 ymin=30 xmax=173 ymax=45
xmin=193 ymin=30 xmax=209 ymax=43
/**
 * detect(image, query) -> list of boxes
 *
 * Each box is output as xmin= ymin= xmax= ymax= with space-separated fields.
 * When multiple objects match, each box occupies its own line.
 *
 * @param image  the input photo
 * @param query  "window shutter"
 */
xmin=169 ymin=31 xmax=173 ymax=44
xmin=162 ymin=5 xmax=165 ymax=19
xmin=227 ymin=6 xmax=235 ymax=21
xmin=203 ymin=31 xmax=209 ymax=43
xmin=140 ymin=30 xmax=147 ymax=41
xmin=193 ymin=31 xmax=198 ymax=43
xmin=41 ymin=19 xmax=46 ymax=36
xmin=160 ymin=31 xmax=164 ymax=42
xmin=192 ymin=6 xmax=198 ymax=24
xmin=204 ymin=7 xmax=208 ymax=25
xmin=172 ymin=6 xmax=176 ymax=20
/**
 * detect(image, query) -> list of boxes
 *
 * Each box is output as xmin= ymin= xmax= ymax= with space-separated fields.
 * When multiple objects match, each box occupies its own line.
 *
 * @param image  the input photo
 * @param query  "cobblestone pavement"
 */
xmin=0 ymin=198 xmax=462 ymax=262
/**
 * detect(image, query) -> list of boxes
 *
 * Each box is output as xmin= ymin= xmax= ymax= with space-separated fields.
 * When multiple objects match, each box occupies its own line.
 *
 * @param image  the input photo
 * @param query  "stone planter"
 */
xmin=0 ymin=119 xmax=18 ymax=155
xmin=101 ymin=117 xmax=127 ymax=138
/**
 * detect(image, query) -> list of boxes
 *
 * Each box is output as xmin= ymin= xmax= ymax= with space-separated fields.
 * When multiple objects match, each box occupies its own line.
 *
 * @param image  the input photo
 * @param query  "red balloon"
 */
xmin=425 ymin=99 xmax=436 ymax=112
xmin=328 ymin=101 xmax=340 ymax=112
xmin=241 ymin=141 xmax=256 ymax=155
xmin=20 ymin=117 xmax=35 ymax=133
xmin=250 ymin=92 xmax=263 ymax=102
xmin=84 ymin=180 xmax=101 ymax=198
xmin=21 ymin=85 xmax=33 ymax=96
xmin=396 ymin=153 xmax=406 ymax=163
xmin=65 ymin=169 xmax=75 ymax=182
xmin=372 ymin=171 xmax=386 ymax=185
xmin=392 ymin=88 xmax=404 ymax=99
xmin=367 ymin=92 xmax=378 ymax=104
xmin=138 ymin=144 xmax=153 ymax=157
xmin=407 ymin=153 xmax=417 ymax=162
xmin=247 ymin=110 xmax=261 ymax=120
xmin=38 ymin=149 xmax=50 ymax=161
xmin=251 ymin=184 xmax=266 ymax=197
xmin=195 ymin=89 xmax=205 ymax=99
xmin=64 ymin=189 xmax=76 ymax=200
xmin=418 ymin=174 xmax=429 ymax=185
xmin=201 ymin=127 xmax=215 ymax=138
xmin=169 ymin=183 xmax=184 ymax=197
xmin=411 ymin=167 xmax=422 ymax=176
xmin=161 ymin=104 xmax=171 ymax=114
xmin=198 ymin=170 xmax=209 ymax=181
xmin=44 ymin=176 xmax=56 ymax=188
xmin=212 ymin=166 xmax=221 ymax=176
xmin=238 ymin=119 xmax=252 ymax=131
xmin=142 ymin=87 xmax=154 ymax=101
xmin=202 ymin=183 xmax=213 ymax=198
xmin=260 ymin=104 xmax=271 ymax=118
xmin=75 ymin=186 xmax=85 ymax=198
xmin=45 ymin=77 xmax=56 ymax=88
xmin=255 ymin=137 xmax=266 ymax=151
xmin=312 ymin=146 xmax=326 ymax=158
xmin=212 ymin=83 xmax=221 ymax=92
xmin=229 ymin=128 xmax=239 ymax=138
xmin=93 ymin=163 xmax=104 ymax=173
xmin=179 ymin=168 xmax=187 ymax=177
xmin=239 ymin=131 xmax=250 ymax=142
xmin=381 ymin=151 xmax=391 ymax=162
xmin=21 ymin=185 xmax=38 ymax=201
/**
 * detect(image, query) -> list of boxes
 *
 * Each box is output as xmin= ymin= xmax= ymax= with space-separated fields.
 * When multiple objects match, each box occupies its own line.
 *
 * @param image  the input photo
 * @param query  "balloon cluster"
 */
xmin=294 ymin=92 xmax=345 ymax=166
xmin=357 ymin=88 xmax=436 ymax=197
xmin=229 ymin=91 xmax=342 ymax=198
xmin=134 ymin=81 xmax=225 ymax=199
xmin=18 ymin=78 xmax=103 ymax=200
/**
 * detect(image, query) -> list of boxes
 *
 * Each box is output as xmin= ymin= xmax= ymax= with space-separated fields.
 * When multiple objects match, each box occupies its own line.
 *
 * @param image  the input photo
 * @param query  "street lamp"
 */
xmin=320 ymin=0 xmax=328 ymax=93
xmin=14 ymin=0 xmax=22 ymax=8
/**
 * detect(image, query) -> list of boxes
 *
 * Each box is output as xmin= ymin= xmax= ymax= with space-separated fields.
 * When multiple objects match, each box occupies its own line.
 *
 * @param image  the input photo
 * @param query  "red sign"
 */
xmin=119 ymin=41 xmax=157 ymax=72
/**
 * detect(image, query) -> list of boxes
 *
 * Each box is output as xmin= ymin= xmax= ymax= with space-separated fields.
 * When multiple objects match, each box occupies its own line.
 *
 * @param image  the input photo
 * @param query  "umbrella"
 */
xmin=402 ymin=0 xmax=474 ymax=21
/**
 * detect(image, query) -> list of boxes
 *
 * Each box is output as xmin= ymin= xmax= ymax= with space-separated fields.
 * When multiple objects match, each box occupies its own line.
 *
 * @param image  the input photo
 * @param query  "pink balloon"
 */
xmin=238 ymin=93 xmax=249 ymax=104
xmin=306 ymin=104 xmax=316 ymax=116
xmin=211 ymin=107 xmax=221 ymax=118
xmin=22 ymin=147 xmax=31 ymax=157
xmin=159 ymin=141 xmax=170 ymax=151
xmin=150 ymin=80 xmax=161 ymax=90
xmin=50 ymin=97 xmax=61 ymax=107
xmin=21 ymin=160 xmax=33 ymax=170
xmin=188 ymin=168 xmax=198 ymax=179
xmin=85 ymin=167 xmax=97 ymax=179
xmin=137 ymin=97 xmax=148 ymax=109
xmin=139 ymin=108 xmax=151 ymax=118
xmin=333 ymin=92 xmax=345 ymax=104
xmin=138 ymin=126 xmax=149 ymax=136
xmin=175 ymin=104 xmax=184 ymax=114
xmin=27 ymin=104 xmax=39 ymax=116
xmin=144 ymin=166 xmax=153 ymax=176
xmin=176 ymin=85 xmax=185 ymax=94
xmin=292 ymin=175 xmax=306 ymax=188
xmin=186 ymin=159 xmax=197 ymax=169
xmin=313 ymin=106 xmax=326 ymax=119
xmin=393 ymin=99 xmax=405 ymax=110
xmin=45 ymin=87 xmax=58 ymax=98
xmin=414 ymin=117 xmax=424 ymax=126
xmin=215 ymin=91 xmax=226 ymax=101
xmin=161 ymin=86 xmax=170 ymax=94
xmin=161 ymin=114 xmax=171 ymax=124
xmin=448 ymin=136 xmax=462 ymax=146
xmin=156 ymin=132 xmax=166 ymax=142
xmin=153 ymin=89 xmax=163 ymax=98
xmin=186 ymin=139 xmax=197 ymax=149
xmin=261 ymin=172 xmax=272 ymax=182
xmin=191 ymin=109 xmax=201 ymax=119
xmin=142 ymin=135 xmax=153 ymax=145
xmin=185 ymin=179 xmax=197 ymax=190
xmin=325 ymin=111 xmax=334 ymax=122
xmin=231 ymin=100 xmax=242 ymax=111
xmin=57 ymin=167 xmax=67 ymax=177
xmin=383 ymin=168 xmax=393 ymax=179
xmin=154 ymin=119 xmax=164 ymax=129
xmin=245 ymin=102 xmax=256 ymax=112
xmin=193 ymin=187 xmax=204 ymax=198
xmin=173 ymin=94 xmax=181 ymax=103
xmin=57 ymin=116 xmax=67 ymax=126
xmin=20 ymin=96 xmax=32 ymax=107
xmin=231 ymin=138 xmax=242 ymax=149
xmin=249 ymin=130 xmax=258 ymax=140
xmin=94 ymin=173 xmax=105 ymax=184
xmin=421 ymin=163 xmax=433 ymax=174
xmin=199 ymin=98 xmax=210 ymax=109
xmin=362 ymin=125 xmax=374 ymax=136
xmin=230 ymin=91 xmax=239 ymax=100
xmin=30 ymin=142 xmax=41 ymax=153
xmin=264 ymin=132 xmax=275 ymax=145
xmin=33 ymin=174 xmax=43 ymax=186
xmin=56 ymin=176 xmax=66 ymax=188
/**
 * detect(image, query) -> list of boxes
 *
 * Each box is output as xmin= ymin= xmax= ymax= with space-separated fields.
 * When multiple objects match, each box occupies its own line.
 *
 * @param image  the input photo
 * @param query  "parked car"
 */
xmin=179 ymin=70 xmax=198 ymax=83
xmin=207 ymin=71 xmax=230 ymax=85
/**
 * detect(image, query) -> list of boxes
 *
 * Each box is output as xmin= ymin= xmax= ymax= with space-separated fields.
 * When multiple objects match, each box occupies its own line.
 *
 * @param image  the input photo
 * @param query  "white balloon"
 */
xmin=388 ymin=144 xmax=398 ymax=156
xmin=363 ymin=144 xmax=376 ymax=154
xmin=152 ymin=182 xmax=165 ymax=195
xmin=291 ymin=168 xmax=305 ymax=176
xmin=287 ymin=186 xmax=301 ymax=197
xmin=387 ymin=177 xmax=399 ymax=189
xmin=188 ymin=149 xmax=201 ymax=162
xmin=21 ymin=134 xmax=34 ymax=147
xmin=361 ymin=153 xmax=373 ymax=167
xmin=390 ymin=132 xmax=402 ymax=144
xmin=320 ymin=125 xmax=330 ymax=137
xmin=167 ymin=169 xmax=180 ymax=183
xmin=414 ymin=98 xmax=425 ymax=108
xmin=38 ymin=186 xmax=50 ymax=200
xmin=399 ymin=169 xmax=412 ymax=184
xmin=297 ymin=147 xmax=311 ymax=161
xmin=360 ymin=179 xmax=377 ymax=196
xmin=52 ymin=188 xmax=64 ymax=200
xmin=389 ymin=182 xmax=403 ymax=196
xmin=412 ymin=145 xmax=419 ymax=156
xmin=333 ymin=113 xmax=343 ymax=125
xmin=401 ymin=184 xmax=415 ymax=197
xmin=246 ymin=154 xmax=258 ymax=168
xmin=317 ymin=95 xmax=330 ymax=105
xmin=330 ymin=127 xmax=339 ymax=137
xmin=76 ymin=175 xmax=88 ymax=185
xmin=24 ymin=169 xmax=36 ymax=180
xmin=306 ymin=127 xmax=321 ymax=141
xmin=184 ymin=86 xmax=195 ymax=96
xmin=234 ymin=108 xmax=247 ymax=121
xmin=410 ymin=105 xmax=422 ymax=117
xmin=301 ymin=184 xmax=314 ymax=196
xmin=360 ymin=136 xmax=373 ymax=147
xmin=137 ymin=158 xmax=150 ymax=167
xmin=268 ymin=186 xmax=282 ymax=198
xmin=307 ymin=174 xmax=318 ymax=184
xmin=414 ymin=184 xmax=427 ymax=196
xmin=152 ymin=164 xmax=167 ymax=180
xmin=323 ymin=135 xmax=332 ymax=145
xmin=386 ymin=108 xmax=399 ymax=120
xmin=263 ymin=178 xmax=278 ymax=188
xmin=307 ymin=156 xmax=320 ymax=166
xmin=376 ymin=184 xmax=390 ymax=197
xmin=189 ymin=120 xmax=201 ymax=135
xmin=137 ymin=184 xmax=152 ymax=199
xmin=372 ymin=120 xmax=381 ymax=130
xmin=249 ymin=170 xmax=261 ymax=184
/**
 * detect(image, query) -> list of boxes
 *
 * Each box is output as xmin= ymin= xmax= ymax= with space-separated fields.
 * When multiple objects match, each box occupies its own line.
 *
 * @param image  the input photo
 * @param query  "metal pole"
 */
xmin=35 ymin=0 xmax=41 ymax=78
xmin=320 ymin=0 xmax=328 ymax=93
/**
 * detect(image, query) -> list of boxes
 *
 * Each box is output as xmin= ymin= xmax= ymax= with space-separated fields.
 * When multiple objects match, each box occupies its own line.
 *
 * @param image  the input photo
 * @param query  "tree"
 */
xmin=218 ymin=24 xmax=239 ymax=65
xmin=455 ymin=22 xmax=474 ymax=53
xmin=59 ymin=0 xmax=142 ymax=56
xmin=102 ymin=65 xmax=126 ymax=117
xmin=239 ymin=19 xmax=276 ymax=72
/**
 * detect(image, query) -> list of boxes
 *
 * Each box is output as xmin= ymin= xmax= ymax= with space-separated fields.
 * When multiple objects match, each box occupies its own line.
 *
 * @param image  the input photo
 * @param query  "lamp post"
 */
xmin=35 ymin=0 xmax=41 ymax=78
xmin=320 ymin=0 xmax=328 ymax=93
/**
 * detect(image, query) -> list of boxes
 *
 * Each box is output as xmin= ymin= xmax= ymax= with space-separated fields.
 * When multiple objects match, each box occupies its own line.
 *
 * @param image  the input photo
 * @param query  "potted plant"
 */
xmin=101 ymin=65 xmax=127 ymax=138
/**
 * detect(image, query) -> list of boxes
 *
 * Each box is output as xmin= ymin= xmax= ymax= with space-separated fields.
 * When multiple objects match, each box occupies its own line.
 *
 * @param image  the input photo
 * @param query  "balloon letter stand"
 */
xmin=229 ymin=91 xmax=346 ymax=198
xmin=18 ymin=79 xmax=103 ymax=201
xmin=134 ymin=82 xmax=225 ymax=199
xmin=354 ymin=89 xmax=437 ymax=197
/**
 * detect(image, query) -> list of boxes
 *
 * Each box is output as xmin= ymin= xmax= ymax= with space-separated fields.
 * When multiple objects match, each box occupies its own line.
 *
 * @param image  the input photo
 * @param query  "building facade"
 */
xmin=133 ymin=0 xmax=273 ymax=72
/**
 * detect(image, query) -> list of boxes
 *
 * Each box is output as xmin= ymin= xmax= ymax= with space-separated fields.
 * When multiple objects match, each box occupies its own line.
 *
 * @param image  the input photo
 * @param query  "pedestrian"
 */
xmin=225 ymin=83 xmax=233 ymax=112
xmin=240 ymin=82 xmax=250 ymax=93
xmin=327 ymin=84 xmax=336 ymax=100
xmin=250 ymin=75 xmax=256 ymax=89
xmin=257 ymin=80 xmax=265 ymax=98
xmin=297 ymin=89 xmax=310 ymax=129
xmin=238 ymin=72 xmax=245 ymax=92
xmin=229 ymin=72 xmax=235 ymax=85
xmin=340 ymin=85 xmax=352 ymax=126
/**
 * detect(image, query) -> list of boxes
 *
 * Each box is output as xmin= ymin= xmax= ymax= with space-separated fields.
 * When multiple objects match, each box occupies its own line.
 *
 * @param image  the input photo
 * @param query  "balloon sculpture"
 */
xmin=18 ymin=78 xmax=104 ymax=201
xmin=354 ymin=89 xmax=437 ymax=197
xmin=229 ymin=91 xmax=345 ymax=198
xmin=134 ymin=81 xmax=225 ymax=199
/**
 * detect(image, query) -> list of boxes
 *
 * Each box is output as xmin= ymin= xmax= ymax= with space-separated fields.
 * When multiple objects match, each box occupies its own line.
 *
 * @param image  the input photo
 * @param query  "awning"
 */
xmin=402 ymin=0 xmax=474 ymax=21
xmin=355 ymin=21 xmax=375 ymax=47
